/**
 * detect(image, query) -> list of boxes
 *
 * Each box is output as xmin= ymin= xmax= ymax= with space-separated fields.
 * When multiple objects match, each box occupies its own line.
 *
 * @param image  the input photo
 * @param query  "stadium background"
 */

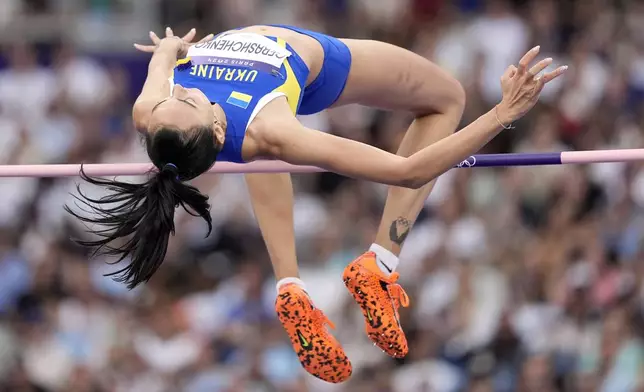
xmin=0 ymin=0 xmax=644 ymax=391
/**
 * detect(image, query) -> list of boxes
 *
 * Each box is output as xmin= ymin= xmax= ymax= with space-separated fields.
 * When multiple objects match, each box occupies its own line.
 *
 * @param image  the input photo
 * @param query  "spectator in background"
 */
xmin=0 ymin=42 xmax=58 ymax=125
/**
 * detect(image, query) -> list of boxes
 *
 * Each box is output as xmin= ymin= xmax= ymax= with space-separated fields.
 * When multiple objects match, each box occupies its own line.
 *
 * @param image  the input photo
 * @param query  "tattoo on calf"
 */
xmin=389 ymin=217 xmax=411 ymax=245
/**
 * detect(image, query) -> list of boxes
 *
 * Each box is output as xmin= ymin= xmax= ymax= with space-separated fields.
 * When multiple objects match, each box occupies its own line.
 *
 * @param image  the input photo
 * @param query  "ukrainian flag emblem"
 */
xmin=226 ymin=91 xmax=252 ymax=109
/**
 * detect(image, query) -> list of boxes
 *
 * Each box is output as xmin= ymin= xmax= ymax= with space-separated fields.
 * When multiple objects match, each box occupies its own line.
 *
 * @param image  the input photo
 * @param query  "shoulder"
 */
xmin=243 ymin=96 xmax=302 ymax=160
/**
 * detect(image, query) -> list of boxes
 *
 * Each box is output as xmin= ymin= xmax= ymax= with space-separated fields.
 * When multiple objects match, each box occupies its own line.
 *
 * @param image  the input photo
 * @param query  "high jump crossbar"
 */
xmin=0 ymin=149 xmax=641 ymax=178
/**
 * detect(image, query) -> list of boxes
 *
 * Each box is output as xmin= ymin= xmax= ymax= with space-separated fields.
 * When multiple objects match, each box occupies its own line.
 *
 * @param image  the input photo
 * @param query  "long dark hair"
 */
xmin=66 ymin=127 xmax=219 ymax=289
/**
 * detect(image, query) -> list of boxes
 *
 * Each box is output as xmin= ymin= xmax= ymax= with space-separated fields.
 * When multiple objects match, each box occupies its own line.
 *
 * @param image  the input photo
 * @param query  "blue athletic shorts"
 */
xmin=269 ymin=25 xmax=352 ymax=115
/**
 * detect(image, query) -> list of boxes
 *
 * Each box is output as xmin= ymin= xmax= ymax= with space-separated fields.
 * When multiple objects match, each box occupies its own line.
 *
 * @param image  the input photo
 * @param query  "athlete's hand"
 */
xmin=496 ymin=46 xmax=567 ymax=125
xmin=133 ymin=27 xmax=214 ymax=58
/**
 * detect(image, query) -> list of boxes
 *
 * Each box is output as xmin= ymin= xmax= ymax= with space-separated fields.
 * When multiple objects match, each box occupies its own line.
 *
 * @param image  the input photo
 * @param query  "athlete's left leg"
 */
xmin=334 ymin=39 xmax=466 ymax=254
xmin=335 ymin=39 xmax=466 ymax=358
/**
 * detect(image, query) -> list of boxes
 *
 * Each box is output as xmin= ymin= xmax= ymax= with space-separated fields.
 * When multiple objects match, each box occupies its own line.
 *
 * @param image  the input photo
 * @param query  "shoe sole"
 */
xmin=275 ymin=290 xmax=352 ymax=383
xmin=342 ymin=261 xmax=408 ymax=358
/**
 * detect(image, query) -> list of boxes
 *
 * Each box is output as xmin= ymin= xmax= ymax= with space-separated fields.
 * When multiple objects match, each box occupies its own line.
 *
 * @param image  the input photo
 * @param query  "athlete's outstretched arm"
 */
xmin=263 ymin=106 xmax=489 ymax=188
xmin=132 ymin=27 xmax=213 ymax=131
xmin=256 ymin=48 xmax=567 ymax=188
xmin=245 ymin=173 xmax=300 ymax=281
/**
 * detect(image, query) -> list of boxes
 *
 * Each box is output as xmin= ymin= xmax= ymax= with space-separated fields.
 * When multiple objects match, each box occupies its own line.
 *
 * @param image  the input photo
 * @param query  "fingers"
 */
xmin=540 ymin=65 xmax=568 ymax=84
xmin=182 ymin=28 xmax=196 ymax=42
xmin=149 ymin=31 xmax=161 ymax=45
xmin=508 ymin=65 xmax=518 ymax=78
xmin=197 ymin=33 xmax=215 ymax=43
xmin=140 ymin=27 xmax=208 ymax=54
xmin=501 ymin=65 xmax=515 ymax=85
xmin=133 ymin=43 xmax=156 ymax=53
xmin=534 ymin=66 xmax=568 ymax=93
xmin=517 ymin=46 xmax=540 ymax=75
xmin=528 ymin=57 xmax=553 ymax=77
xmin=501 ymin=65 xmax=518 ymax=82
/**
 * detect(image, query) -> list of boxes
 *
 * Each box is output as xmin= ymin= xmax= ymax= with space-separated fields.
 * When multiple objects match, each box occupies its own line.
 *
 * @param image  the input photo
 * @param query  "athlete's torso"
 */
xmin=171 ymin=26 xmax=323 ymax=163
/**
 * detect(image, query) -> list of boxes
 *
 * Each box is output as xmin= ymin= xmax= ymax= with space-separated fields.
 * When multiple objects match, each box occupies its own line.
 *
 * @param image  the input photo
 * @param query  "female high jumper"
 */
xmin=67 ymin=25 xmax=566 ymax=383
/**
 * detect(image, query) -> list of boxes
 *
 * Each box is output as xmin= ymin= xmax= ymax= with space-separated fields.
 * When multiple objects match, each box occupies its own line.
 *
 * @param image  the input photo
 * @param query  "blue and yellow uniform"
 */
xmin=171 ymin=25 xmax=352 ymax=163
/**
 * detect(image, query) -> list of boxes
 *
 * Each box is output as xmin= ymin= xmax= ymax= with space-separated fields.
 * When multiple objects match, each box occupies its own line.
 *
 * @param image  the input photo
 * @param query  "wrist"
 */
xmin=494 ymin=103 xmax=515 ymax=128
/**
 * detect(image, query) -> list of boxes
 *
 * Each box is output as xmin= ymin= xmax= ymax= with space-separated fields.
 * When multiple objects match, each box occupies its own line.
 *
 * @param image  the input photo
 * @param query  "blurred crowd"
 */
xmin=1 ymin=0 xmax=644 ymax=391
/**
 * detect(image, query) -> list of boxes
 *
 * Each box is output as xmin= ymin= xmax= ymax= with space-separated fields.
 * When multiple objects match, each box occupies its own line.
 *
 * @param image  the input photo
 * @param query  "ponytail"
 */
xmin=65 ymin=163 xmax=212 ymax=289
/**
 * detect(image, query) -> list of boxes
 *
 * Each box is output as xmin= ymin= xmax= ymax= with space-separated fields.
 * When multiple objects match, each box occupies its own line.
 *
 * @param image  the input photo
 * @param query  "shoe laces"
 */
xmin=288 ymin=284 xmax=337 ymax=330
xmin=384 ymin=272 xmax=410 ymax=310
xmin=311 ymin=307 xmax=336 ymax=330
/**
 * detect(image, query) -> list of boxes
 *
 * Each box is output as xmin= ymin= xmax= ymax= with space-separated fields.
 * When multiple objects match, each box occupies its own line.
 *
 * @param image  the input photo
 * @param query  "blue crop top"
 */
xmin=171 ymin=32 xmax=309 ymax=163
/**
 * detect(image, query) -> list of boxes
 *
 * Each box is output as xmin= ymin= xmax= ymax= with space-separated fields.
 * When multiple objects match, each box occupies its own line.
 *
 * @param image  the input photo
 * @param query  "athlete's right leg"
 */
xmin=244 ymin=173 xmax=351 ymax=383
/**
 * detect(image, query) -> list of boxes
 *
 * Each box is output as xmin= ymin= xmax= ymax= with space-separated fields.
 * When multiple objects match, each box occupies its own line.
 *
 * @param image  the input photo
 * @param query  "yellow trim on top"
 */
xmin=172 ymin=58 xmax=192 ymax=89
xmin=272 ymin=38 xmax=302 ymax=115
xmin=176 ymin=57 xmax=192 ymax=66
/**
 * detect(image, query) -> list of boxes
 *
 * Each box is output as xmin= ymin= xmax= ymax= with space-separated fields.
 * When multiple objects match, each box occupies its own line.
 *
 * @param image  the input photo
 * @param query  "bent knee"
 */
xmin=449 ymin=78 xmax=466 ymax=110
xmin=416 ymin=74 xmax=466 ymax=118
xmin=437 ymin=76 xmax=466 ymax=114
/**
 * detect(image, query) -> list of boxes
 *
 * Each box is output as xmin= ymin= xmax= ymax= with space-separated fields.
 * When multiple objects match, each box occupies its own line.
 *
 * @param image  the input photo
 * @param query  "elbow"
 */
xmin=132 ymin=102 xmax=151 ymax=132
xmin=399 ymin=177 xmax=426 ymax=190
xmin=395 ymin=160 xmax=432 ymax=190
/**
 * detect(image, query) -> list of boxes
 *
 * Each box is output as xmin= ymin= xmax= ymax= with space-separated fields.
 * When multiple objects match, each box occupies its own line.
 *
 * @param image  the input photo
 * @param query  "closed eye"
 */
xmin=151 ymin=98 xmax=169 ymax=112
xmin=151 ymin=97 xmax=198 ymax=113
xmin=179 ymin=98 xmax=198 ymax=108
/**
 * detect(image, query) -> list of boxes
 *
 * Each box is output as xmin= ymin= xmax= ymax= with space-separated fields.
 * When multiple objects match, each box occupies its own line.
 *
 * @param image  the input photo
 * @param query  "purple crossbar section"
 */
xmin=454 ymin=152 xmax=562 ymax=168
xmin=0 ymin=149 xmax=641 ymax=177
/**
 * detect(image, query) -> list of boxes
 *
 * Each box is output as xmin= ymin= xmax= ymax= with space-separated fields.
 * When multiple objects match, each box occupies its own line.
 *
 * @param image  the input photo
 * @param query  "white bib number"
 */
xmin=188 ymin=33 xmax=292 ymax=72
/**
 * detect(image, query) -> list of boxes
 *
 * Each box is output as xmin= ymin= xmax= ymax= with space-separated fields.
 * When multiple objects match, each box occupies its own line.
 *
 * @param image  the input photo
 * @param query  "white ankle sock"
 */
xmin=276 ymin=277 xmax=306 ymax=291
xmin=369 ymin=243 xmax=399 ymax=276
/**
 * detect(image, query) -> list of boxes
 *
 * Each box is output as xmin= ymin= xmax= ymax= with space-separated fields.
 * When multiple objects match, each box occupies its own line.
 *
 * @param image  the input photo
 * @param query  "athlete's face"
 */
xmin=147 ymin=85 xmax=215 ymax=132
